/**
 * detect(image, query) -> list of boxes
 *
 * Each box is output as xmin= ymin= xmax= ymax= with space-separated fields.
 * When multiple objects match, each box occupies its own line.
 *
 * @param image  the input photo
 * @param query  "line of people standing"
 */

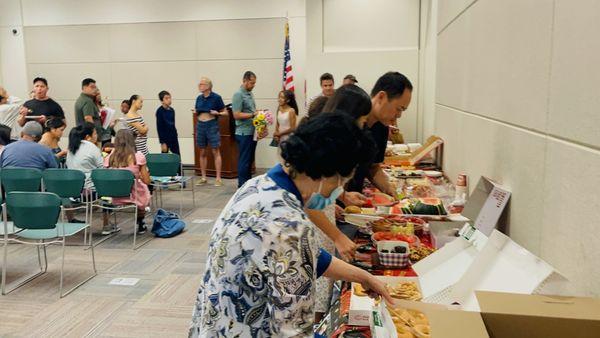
xmin=4 ymin=71 xmax=322 ymax=194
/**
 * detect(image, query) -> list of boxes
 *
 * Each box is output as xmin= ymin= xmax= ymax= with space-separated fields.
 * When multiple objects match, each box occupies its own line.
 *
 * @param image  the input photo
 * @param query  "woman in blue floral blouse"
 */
xmin=190 ymin=113 xmax=393 ymax=337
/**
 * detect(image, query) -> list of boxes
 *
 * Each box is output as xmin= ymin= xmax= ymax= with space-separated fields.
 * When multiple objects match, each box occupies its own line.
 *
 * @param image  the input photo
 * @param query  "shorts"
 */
xmin=196 ymin=119 xmax=220 ymax=148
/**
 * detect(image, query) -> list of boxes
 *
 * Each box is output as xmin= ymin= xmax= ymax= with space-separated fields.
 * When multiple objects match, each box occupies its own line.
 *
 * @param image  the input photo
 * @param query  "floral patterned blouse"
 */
xmin=190 ymin=164 xmax=332 ymax=338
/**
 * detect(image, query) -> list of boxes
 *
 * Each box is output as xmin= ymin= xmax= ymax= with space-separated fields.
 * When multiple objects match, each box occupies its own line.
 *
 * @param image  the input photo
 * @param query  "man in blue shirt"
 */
xmin=194 ymin=77 xmax=226 ymax=186
xmin=232 ymin=71 xmax=258 ymax=188
xmin=0 ymin=121 xmax=57 ymax=170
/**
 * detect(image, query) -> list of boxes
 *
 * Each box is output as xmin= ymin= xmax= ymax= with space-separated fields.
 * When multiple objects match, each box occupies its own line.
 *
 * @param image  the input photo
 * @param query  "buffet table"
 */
xmin=315 ymin=156 xmax=451 ymax=337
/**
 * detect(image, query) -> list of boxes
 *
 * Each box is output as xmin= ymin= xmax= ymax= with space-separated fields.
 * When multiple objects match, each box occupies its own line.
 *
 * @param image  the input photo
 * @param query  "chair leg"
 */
xmin=83 ymin=197 xmax=89 ymax=246
xmin=36 ymin=245 xmax=42 ymax=270
xmin=2 ymin=235 xmax=8 ymax=295
xmin=2 ymin=241 xmax=48 ymax=295
xmin=179 ymin=183 xmax=183 ymax=216
xmin=59 ymin=237 xmax=65 ymax=296
xmin=42 ymin=241 xmax=48 ymax=272
xmin=86 ymin=206 xmax=118 ymax=249
xmin=133 ymin=208 xmax=137 ymax=250
xmin=132 ymin=207 xmax=152 ymax=250
xmin=87 ymin=204 xmax=94 ymax=249
xmin=192 ymin=178 xmax=196 ymax=208
xmin=59 ymin=231 xmax=97 ymax=298
xmin=90 ymin=227 xmax=97 ymax=274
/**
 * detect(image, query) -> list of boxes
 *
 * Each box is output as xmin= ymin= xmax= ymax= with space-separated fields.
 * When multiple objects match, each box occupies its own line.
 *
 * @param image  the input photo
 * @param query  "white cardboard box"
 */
xmin=449 ymin=230 xmax=569 ymax=311
xmin=371 ymin=300 xmax=489 ymax=338
xmin=351 ymin=231 xmax=487 ymax=326
xmin=412 ymin=232 xmax=486 ymax=304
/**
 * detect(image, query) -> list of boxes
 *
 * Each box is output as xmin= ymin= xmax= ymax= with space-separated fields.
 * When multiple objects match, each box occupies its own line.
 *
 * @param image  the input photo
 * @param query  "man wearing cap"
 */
xmin=0 ymin=121 xmax=57 ymax=170
xmin=343 ymin=74 xmax=358 ymax=86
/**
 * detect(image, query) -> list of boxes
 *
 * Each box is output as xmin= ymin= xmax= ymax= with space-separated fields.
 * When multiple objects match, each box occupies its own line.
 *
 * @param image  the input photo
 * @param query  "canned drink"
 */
xmin=457 ymin=173 xmax=467 ymax=187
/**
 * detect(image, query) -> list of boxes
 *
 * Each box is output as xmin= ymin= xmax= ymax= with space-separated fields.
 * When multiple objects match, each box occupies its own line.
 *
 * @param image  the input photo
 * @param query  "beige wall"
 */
xmin=24 ymin=19 xmax=286 ymax=166
xmin=1 ymin=0 xmax=306 ymax=168
xmin=436 ymin=0 xmax=600 ymax=296
xmin=0 ymin=1 xmax=28 ymax=102
xmin=306 ymin=0 xmax=423 ymax=143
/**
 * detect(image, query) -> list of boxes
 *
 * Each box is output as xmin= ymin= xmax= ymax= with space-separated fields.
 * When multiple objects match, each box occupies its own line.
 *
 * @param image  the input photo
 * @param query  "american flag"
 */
xmin=282 ymin=21 xmax=294 ymax=91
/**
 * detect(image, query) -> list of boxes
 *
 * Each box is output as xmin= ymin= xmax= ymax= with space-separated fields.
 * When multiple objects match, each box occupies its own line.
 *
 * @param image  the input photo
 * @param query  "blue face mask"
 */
xmin=305 ymin=178 xmax=344 ymax=210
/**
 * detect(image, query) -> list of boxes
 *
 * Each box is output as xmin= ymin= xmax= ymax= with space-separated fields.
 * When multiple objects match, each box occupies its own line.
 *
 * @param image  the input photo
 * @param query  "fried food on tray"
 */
xmin=387 ymin=281 xmax=422 ymax=301
xmin=410 ymin=246 xmax=435 ymax=262
xmin=353 ymin=283 xmax=368 ymax=297
xmin=388 ymin=306 xmax=430 ymax=338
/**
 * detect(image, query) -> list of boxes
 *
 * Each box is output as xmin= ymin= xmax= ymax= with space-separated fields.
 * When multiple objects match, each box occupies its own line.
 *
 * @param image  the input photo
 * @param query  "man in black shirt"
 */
xmin=346 ymin=72 xmax=413 ymax=196
xmin=18 ymin=77 xmax=65 ymax=127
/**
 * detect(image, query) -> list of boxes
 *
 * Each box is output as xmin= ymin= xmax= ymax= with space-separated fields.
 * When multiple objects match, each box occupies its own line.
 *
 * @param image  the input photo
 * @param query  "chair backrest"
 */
xmin=1 ymin=167 xmax=42 ymax=193
xmin=6 ymin=192 xmax=61 ymax=230
xmin=91 ymin=169 xmax=134 ymax=198
xmin=146 ymin=153 xmax=181 ymax=177
xmin=42 ymin=169 xmax=85 ymax=198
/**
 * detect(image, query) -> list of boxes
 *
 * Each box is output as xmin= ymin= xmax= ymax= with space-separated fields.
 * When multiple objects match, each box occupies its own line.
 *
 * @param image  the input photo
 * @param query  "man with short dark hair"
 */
xmin=232 ymin=71 xmax=258 ymax=188
xmin=17 ymin=77 xmax=65 ymax=127
xmin=309 ymin=72 xmax=335 ymax=107
xmin=346 ymin=71 xmax=413 ymax=197
xmin=0 ymin=121 xmax=57 ymax=170
xmin=343 ymin=74 xmax=358 ymax=86
xmin=74 ymin=78 xmax=113 ymax=142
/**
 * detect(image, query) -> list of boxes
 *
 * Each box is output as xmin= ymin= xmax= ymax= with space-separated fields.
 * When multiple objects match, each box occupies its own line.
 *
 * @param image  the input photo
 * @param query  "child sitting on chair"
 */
xmin=103 ymin=129 xmax=151 ymax=234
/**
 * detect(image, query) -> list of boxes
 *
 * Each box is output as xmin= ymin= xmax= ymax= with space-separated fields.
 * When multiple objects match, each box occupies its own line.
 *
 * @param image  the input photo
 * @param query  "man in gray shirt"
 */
xmin=0 ymin=121 xmax=57 ymax=170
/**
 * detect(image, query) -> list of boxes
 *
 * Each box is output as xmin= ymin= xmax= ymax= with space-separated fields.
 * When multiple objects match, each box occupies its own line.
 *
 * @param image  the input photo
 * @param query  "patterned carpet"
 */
xmin=0 ymin=175 xmax=235 ymax=337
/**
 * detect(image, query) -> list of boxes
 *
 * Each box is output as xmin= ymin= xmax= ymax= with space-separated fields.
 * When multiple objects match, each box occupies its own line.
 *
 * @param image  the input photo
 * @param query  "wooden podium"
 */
xmin=193 ymin=109 xmax=240 ymax=178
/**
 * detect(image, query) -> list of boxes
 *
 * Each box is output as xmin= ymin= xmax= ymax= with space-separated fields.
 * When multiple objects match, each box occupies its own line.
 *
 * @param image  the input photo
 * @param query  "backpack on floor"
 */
xmin=152 ymin=208 xmax=185 ymax=238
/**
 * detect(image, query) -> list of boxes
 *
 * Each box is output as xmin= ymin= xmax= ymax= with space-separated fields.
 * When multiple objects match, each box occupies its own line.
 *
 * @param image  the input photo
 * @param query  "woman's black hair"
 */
xmin=280 ymin=90 xmax=299 ymax=116
xmin=44 ymin=117 xmax=66 ymax=133
xmin=68 ymin=122 xmax=95 ymax=154
xmin=128 ymin=94 xmax=140 ymax=107
xmin=322 ymin=84 xmax=371 ymax=121
xmin=281 ymin=112 xmax=375 ymax=179
xmin=0 ymin=124 xmax=11 ymax=146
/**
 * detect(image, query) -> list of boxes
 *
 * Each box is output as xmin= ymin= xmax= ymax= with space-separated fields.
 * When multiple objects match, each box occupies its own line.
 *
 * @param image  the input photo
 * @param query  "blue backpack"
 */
xmin=152 ymin=209 xmax=185 ymax=238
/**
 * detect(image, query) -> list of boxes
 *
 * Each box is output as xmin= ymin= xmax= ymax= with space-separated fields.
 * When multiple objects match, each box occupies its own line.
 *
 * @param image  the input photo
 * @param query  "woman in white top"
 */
xmin=273 ymin=90 xmax=298 ymax=144
xmin=0 ymin=87 xmax=21 ymax=139
xmin=66 ymin=122 xmax=103 ymax=190
xmin=125 ymin=95 xmax=149 ymax=156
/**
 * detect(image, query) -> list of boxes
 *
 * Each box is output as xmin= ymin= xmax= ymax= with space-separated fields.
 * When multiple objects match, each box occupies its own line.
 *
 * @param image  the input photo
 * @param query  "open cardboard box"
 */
xmin=449 ymin=230 xmax=569 ymax=311
xmin=371 ymin=299 xmax=489 ymax=338
xmin=412 ymin=231 xmax=487 ymax=304
xmin=430 ymin=176 xmax=511 ymax=248
xmin=414 ymin=227 xmax=568 ymax=308
xmin=384 ymin=136 xmax=443 ymax=167
xmin=372 ymin=291 xmax=600 ymax=338
xmin=475 ymin=291 xmax=600 ymax=338
xmin=351 ymin=232 xmax=488 ymax=326
xmin=349 ymin=276 xmax=423 ymax=326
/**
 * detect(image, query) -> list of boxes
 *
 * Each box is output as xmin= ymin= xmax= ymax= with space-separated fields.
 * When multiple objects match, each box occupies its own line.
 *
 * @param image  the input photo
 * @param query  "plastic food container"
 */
xmin=377 ymin=240 xmax=410 ymax=268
